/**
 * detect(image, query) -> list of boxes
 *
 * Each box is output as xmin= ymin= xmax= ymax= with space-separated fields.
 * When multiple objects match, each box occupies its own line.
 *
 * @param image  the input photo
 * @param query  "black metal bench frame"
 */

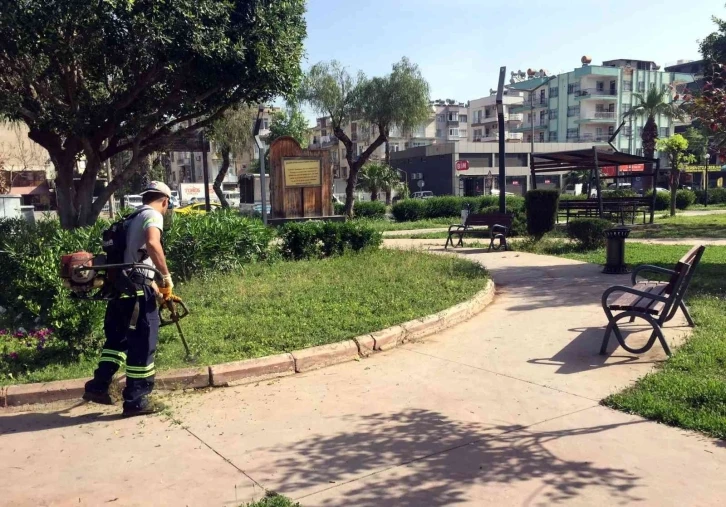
xmin=444 ymin=213 xmax=512 ymax=251
xmin=558 ymin=198 xmax=651 ymax=225
xmin=600 ymin=245 xmax=705 ymax=356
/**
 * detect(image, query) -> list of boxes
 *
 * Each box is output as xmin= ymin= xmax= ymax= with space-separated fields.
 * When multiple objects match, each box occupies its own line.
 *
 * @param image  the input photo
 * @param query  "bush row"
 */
xmin=567 ymin=218 xmax=612 ymax=249
xmin=695 ymin=187 xmax=726 ymax=205
xmin=647 ymin=189 xmax=697 ymax=211
xmin=333 ymin=200 xmax=387 ymax=219
xmin=278 ymin=220 xmax=383 ymax=260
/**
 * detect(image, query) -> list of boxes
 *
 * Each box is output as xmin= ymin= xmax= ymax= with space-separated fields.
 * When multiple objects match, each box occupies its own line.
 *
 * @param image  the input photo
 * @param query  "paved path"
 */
xmin=3 ymin=245 xmax=725 ymax=506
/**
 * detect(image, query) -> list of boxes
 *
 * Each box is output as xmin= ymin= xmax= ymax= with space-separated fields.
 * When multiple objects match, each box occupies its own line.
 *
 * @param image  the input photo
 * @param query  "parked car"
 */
xmin=173 ymin=202 xmax=222 ymax=215
xmin=169 ymin=190 xmax=180 ymax=209
xmin=122 ymin=194 xmax=143 ymax=209
xmin=412 ymin=191 xmax=434 ymax=199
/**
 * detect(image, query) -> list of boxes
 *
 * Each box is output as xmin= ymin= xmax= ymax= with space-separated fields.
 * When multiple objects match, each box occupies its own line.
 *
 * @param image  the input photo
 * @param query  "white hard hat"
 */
xmin=140 ymin=181 xmax=172 ymax=199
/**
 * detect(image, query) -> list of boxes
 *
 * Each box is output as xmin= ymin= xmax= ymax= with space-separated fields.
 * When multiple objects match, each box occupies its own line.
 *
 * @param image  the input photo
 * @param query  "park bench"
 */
xmin=558 ymin=197 xmax=651 ymax=225
xmin=444 ymin=212 xmax=513 ymax=251
xmin=600 ymin=244 xmax=705 ymax=356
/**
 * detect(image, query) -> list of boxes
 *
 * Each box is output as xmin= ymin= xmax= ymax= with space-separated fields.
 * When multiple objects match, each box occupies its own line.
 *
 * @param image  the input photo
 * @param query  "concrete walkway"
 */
xmin=3 ymin=245 xmax=725 ymax=506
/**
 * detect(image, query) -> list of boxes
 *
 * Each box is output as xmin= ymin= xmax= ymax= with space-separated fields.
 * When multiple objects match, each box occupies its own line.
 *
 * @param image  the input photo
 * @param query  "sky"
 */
xmin=297 ymin=0 xmax=725 ymax=123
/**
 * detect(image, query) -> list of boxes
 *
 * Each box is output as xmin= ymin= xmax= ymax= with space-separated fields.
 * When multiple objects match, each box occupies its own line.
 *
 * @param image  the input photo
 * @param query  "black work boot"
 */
xmin=83 ymin=379 xmax=116 ymax=406
xmin=122 ymin=397 xmax=167 ymax=418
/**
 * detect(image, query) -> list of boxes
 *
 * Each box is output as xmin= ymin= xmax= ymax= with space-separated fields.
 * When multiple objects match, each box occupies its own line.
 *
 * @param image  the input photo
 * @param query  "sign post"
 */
xmin=496 ymin=66 xmax=507 ymax=213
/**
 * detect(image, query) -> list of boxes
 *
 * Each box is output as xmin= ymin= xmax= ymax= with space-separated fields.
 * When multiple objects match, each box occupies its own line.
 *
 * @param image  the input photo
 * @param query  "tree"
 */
xmin=0 ymin=1 xmax=306 ymax=228
xmin=300 ymin=58 xmax=430 ymax=217
xmin=358 ymin=161 xmax=401 ymax=203
xmin=267 ymin=107 xmax=310 ymax=148
xmin=208 ymin=105 xmax=257 ymax=208
xmin=701 ymin=13 xmax=726 ymax=64
xmin=656 ymin=135 xmax=696 ymax=216
xmin=623 ymin=87 xmax=683 ymax=190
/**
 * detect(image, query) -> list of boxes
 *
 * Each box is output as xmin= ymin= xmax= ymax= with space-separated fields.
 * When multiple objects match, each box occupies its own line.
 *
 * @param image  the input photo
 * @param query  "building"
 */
xmin=0 ymin=122 xmax=54 ymax=208
xmin=506 ymin=57 xmax=694 ymax=156
xmin=431 ymin=100 xmax=469 ymax=143
xmin=469 ymin=92 xmax=525 ymax=143
xmin=390 ymin=141 xmax=601 ymax=198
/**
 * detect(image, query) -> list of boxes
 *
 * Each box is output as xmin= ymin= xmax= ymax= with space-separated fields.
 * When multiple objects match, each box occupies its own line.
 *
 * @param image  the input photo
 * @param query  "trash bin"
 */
xmin=603 ymin=227 xmax=631 ymax=274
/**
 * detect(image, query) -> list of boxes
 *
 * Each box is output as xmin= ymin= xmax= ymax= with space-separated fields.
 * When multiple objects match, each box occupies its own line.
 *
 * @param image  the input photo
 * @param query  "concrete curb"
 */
xmin=1 ymin=279 xmax=495 ymax=408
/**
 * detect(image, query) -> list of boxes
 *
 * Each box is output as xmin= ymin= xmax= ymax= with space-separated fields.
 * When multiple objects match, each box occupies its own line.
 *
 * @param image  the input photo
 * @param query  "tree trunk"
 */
xmin=642 ymin=117 xmax=658 ymax=192
xmin=385 ymin=186 xmax=392 ymax=206
xmin=370 ymin=185 xmax=379 ymax=201
xmin=213 ymin=149 xmax=231 ymax=208
xmin=669 ymin=167 xmax=679 ymax=216
xmin=385 ymin=139 xmax=390 ymax=165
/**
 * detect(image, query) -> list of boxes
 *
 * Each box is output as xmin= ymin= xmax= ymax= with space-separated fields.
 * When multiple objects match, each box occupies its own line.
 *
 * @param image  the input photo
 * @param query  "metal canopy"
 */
xmin=530 ymin=147 xmax=660 ymax=223
xmin=531 ymin=148 xmax=658 ymax=175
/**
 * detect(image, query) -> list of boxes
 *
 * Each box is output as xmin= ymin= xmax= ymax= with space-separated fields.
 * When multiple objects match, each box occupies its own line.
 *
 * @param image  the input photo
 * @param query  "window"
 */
xmin=449 ymin=128 xmax=459 ymax=136
xmin=549 ymin=109 xmax=558 ymax=120
xmin=637 ymin=81 xmax=645 ymax=92
xmin=527 ymin=113 xmax=532 ymax=123
xmin=608 ymin=126 xmax=615 ymax=136
xmin=596 ymin=81 xmax=604 ymax=91
xmin=548 ymin=131 xmax=558 ymax=141
xmin=459 ymin=114 xmax=468 ymax=123
xmin=435 ymin=128 xmax=442 ymax=137
xmin=566 ymin=128 xmax=579 ymax=139
xmin=357 ymin=144 xmax=365 ymax=156
xmin=636 ymin=148 xmax=643 ymax=156
xmin=660 ymin=127 xmax=668 ymax=137
xmin=549 ymin=87 xmax=559 ymax=98
xmin=474 ymin=129 xmax=481 ymax=137
xmin=538 ymin=132 xmax=545 ymax=142
xmin=567 ymin=83 xmax=580 ymax=94
xmin=448 ymin=112 xmax=458 ymax=122
xmin=526 ymin=135 xmax=532 ymax=142
xmin=596 ymin=127 xmax=604 ymax=136
xmin=622 ymin=104 xmax=631 ymax=114
xmin=459 ymin=129 xmax=468 ymax=138
xmin=437 ymin=114 xmax=445 ymax=123
xmin=623 ymin=80 xmax=633 ymax=91
xmin=567 ymin=105 xmax=580 ymax=117
xmin=637 ymin=127 xmax=644 ymax=137
xmin=413 ymin=125 xmax=426 ymax=137
xmin=390 ymin=143 xmax=400 ymax=152
xmin=623 ymin=126 xmax=632 ymax=137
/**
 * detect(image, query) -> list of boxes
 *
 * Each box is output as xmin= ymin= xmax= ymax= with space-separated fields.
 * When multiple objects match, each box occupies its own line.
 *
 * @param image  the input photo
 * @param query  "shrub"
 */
xmin=0 ymin=218 xmax=107 ymax=355
xmin=278 ymin=220 xmax=382 ymax=260
xmin=333 ymin=202 xmax=345 ymax=215
xmin=423 ymin=196 xmax=465 ymax=219
xmin=601 ymin=189 xmax=638 ymax=198
xmin=676 ymin=189 xmax=696 ymax=210
xmin=164 ymin=209 xmax=274 ymax=280
xmin=278 ymin=221 xmax=323 ymax=260
xmin=695 ymin=187 xmax=726 ymax=205
xmin=391 ymin=199 xmax=426 ymax=221
xmin=646 ymin=189 xmax=670 ymax=211
xmin=0 ymin=328 xmax=66 ymax=382
xmin=525 ymin=190 xmax=560 ymax=239
xmin=354 ymin=200 xmax=386 ymax=219
xmin=567 ymin=218 xmax=612 ymax=250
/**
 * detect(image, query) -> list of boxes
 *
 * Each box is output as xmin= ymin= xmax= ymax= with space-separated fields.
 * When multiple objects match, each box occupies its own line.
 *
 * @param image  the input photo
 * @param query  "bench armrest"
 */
xmin=631 ymin=265 xmax=675 ymax=285
xmin=448 ymin=224 xmax=466 ymax=233
xmin=602 ymin=285 xmax=669 ymax=309
xmin=490 ymin=224 xmax=509 ymax=236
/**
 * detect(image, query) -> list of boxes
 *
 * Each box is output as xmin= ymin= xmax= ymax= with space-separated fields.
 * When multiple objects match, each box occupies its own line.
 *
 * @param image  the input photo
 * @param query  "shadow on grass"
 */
xmin=261 ymin=409 xmax=644 ymax=506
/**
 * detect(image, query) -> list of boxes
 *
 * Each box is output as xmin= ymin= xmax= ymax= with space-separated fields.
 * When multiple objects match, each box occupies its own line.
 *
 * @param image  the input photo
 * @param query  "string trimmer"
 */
xmin=59 ymin=251 xmax=193 ymax=361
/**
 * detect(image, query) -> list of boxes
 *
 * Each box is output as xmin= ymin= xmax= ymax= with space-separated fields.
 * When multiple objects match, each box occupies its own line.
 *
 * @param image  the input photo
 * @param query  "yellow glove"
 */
xmin=158 ymin=274 xmax=174 ymax=300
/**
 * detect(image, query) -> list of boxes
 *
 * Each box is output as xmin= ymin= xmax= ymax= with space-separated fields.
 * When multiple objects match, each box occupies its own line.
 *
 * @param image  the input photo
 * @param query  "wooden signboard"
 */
xmin=269 ymin=136 xmax=333 ymax=219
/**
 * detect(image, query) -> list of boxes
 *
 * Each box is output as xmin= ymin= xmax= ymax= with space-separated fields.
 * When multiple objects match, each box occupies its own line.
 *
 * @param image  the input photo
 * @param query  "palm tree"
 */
xmin=358 ymin=161 xmax=401 ymax=203
xmin=623 ymin=86 xmax=683 ymax=190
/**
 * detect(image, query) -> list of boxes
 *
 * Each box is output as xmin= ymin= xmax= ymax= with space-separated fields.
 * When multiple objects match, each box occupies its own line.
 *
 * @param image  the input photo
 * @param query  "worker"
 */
xmin=83 ymin=181 xmax=175 ymax=417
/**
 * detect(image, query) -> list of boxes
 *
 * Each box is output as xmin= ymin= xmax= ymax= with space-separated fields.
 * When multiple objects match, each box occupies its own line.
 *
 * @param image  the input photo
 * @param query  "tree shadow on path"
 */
xmin=262 ymin=408 xmax=644 ymax=506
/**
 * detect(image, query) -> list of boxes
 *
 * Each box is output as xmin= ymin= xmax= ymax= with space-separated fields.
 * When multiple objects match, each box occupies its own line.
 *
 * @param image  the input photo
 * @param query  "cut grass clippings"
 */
xmin=516 ymin=239 xmax=726 ymax=439
xmin=3 ymin=249 xmax=489 ymax=385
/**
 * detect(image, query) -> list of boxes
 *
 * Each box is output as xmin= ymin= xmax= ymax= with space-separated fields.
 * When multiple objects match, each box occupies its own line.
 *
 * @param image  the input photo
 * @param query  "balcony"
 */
xmin=473 ymin=133 xmax=524 ymax=142
xmin=310 ymin=135 xmax=339 ymax=149
xmin=471 ymin=113 xmax=524 ymax=126
xmin=567 ymin=134 xmax=610 ymax=143
xmin=576 ymin=111 xmax=618 ymax=123
xmin=511 ymin=123 xmax=548 ymax=133
xmin=447 ymin=120 xmax=460 ymax=127
xmin=576 ymin=88 xmax=618 ymax=100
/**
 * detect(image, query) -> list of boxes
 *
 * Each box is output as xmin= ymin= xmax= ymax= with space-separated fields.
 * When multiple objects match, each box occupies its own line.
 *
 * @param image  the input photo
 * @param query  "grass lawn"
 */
xmin=516 ymin=239 xmax=726 ymax=439
xmin=628 ymin=212 xmax=726 ymax=239
xmin=1 ymin=249 xmax=489 ymax=385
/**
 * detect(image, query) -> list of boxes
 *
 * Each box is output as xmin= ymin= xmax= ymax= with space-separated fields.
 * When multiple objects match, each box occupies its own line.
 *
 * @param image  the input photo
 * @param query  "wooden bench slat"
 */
xmin=609 ymin=282 xmax=668 ymax=315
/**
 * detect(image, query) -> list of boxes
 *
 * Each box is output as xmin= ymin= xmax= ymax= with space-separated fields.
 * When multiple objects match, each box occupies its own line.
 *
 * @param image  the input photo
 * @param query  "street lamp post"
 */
xmin=703 ymin=145 xmax=710 ymax=207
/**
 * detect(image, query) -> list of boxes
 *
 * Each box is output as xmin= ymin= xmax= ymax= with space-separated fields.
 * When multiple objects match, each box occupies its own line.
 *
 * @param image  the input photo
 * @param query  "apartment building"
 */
xmin=432 ymin=100 xmax=469 ymax=143
xmin=0 ymin=122 xmax=54 ymax=208
xmin=506 ymin=57 xmax=694 ymax=155
xmin=468 ymin=92 xmax=525 ymax=143
xmin=167 ymin=106 xmax=281 ymax=189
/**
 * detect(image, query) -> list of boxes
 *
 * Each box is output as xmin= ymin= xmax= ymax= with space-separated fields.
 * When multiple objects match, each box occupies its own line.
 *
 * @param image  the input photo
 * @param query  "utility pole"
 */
xmin=253 ymin=105 xmax=268 ymax=224
xmin=496 ymin=66 xmax=507 ymax=213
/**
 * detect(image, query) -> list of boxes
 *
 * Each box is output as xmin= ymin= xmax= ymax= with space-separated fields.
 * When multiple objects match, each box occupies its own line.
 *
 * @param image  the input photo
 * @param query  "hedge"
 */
xmin=278 ymin=220 xmax=382 ymax=260
xmin=695 ymin=187 xmax=726 ymax=205
xmin=524 ymin=190 xmax=559 ymax=239
xmin=567 ymin=218 xmax=612 ymax=249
